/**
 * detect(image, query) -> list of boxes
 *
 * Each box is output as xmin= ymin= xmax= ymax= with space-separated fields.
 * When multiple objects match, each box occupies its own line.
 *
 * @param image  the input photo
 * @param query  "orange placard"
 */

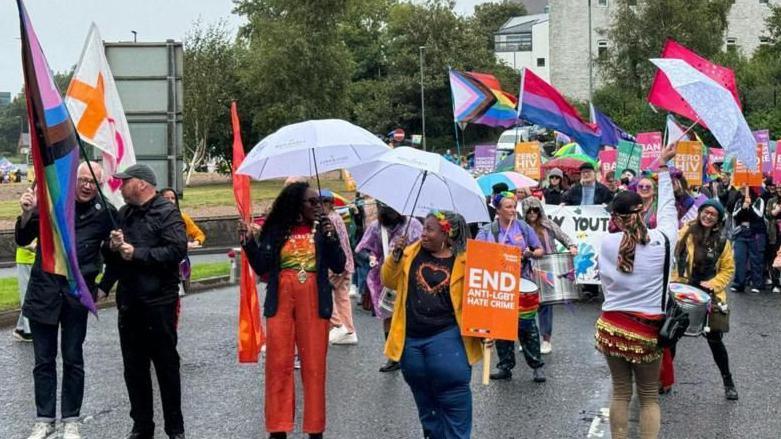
xmin=514 ymin=141 xmax=541 ymax=180
xmin=461 ymin=239 xmax=521 ymax=341
xmin=673 ymin=141 xmax=703 ymax=186
xmin=732 ymin=146 xmax=763 ymax=187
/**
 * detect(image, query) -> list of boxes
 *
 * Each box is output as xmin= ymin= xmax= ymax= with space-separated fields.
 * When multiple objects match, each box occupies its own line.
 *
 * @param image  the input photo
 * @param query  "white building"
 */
xmin=500 ymin=0 xmax=779 ymax=101
xmin=494 ymin=14 xmax=550 ymax=81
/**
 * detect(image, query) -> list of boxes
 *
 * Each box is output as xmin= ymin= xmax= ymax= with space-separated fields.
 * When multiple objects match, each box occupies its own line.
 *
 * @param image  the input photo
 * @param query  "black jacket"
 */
xmin=543 ymin=187 xmax=565 ymax=205
xmin=563 ymin=182 xmax=614 ymax=206
xmin=16 ymin=197 xmax=116 ymax=325
xmin=243 ymin=226 xmax=346 ymax=319
xmin=99 ymin=195 xmax=187 ymax=309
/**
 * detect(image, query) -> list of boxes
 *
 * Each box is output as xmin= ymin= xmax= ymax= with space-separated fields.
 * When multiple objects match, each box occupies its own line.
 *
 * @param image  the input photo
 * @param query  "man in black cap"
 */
xmin=563 ymin=162 xmax=614 ymax=206
xmin=98 ymin=164 xmax=187 ymax=439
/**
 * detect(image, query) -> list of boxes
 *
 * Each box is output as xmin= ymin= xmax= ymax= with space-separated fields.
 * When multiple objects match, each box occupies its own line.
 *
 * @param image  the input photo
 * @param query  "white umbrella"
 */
xmin=236 ymin=119 xmax=390 ymax=181
xmin=349 ymin=147 xmax=490 ymax=223
xmin=650 ymin=58 xmax=757 ymax=170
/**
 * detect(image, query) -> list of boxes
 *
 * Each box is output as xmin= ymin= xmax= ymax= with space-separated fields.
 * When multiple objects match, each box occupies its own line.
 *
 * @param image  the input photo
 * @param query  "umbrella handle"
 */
xmin=393 ymin=170 xmax=429 ymax=263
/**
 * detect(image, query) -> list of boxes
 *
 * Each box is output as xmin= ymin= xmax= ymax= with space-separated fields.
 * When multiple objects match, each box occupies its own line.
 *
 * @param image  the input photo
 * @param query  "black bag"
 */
xmin=658 ymin=233 xmax=690 ymax=347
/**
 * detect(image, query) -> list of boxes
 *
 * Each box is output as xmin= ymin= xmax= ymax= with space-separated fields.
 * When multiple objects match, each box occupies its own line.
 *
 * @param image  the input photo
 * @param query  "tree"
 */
xmin=470 ymin=0 xmax=527 ymax=51
xmin=235 ymin=0 xmax=355 ymax=138
xmin=597 ymin=0 xmax=732 ymax=96
xmin=182 ymin=20 xmax=239 ymax=185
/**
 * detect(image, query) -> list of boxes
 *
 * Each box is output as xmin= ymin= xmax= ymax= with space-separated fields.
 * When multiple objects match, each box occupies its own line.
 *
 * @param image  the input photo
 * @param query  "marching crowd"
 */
xmin=10 ymin=143 xmax=780 ymax=439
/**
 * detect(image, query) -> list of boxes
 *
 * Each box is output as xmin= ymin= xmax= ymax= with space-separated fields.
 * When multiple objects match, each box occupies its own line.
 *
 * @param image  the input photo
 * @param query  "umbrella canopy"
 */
xmin=542 ymin=154 xmax=597 ymax=172
xmin=236 ymin=119 xmax=390 ymax=180
xmin=650 ymin=58 xmax=757 ymax=170
xmin=349 ymin=147 xmax=490 ymax=223
xmin=553 ymin=142 xmax=584 ymax=157
xmin=476 ymin=172 xmax=538 ymax=195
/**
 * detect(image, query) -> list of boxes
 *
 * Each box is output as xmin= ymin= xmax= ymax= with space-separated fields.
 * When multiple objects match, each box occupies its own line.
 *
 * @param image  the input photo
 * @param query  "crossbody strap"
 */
xmin=661 ymin=232 xmax=671 ymax=312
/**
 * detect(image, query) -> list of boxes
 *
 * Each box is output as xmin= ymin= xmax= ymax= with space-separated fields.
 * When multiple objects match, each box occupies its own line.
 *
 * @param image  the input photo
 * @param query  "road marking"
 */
xmin=586 ymin=407 xmax=610 ymax=438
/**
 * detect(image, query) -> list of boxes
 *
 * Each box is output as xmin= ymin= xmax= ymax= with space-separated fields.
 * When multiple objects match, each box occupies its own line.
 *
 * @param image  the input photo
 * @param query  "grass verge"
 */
xmin=0 ymin=262 xmax=232 ymax=312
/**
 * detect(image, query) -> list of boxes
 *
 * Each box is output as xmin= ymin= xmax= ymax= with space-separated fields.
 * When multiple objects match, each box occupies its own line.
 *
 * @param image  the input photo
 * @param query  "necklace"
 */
xmin=289 ymin=229 xmax=315 ymax=284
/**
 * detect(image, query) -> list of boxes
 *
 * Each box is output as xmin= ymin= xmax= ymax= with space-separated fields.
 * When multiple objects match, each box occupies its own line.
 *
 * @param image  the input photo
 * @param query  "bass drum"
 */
xmin=531 ymin=253 xmax=582 ymax=304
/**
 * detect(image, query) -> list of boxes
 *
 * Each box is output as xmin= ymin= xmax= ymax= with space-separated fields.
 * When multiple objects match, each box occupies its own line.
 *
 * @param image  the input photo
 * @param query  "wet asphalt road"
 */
xmin=2 ymin=286 xmax=780 ymax=438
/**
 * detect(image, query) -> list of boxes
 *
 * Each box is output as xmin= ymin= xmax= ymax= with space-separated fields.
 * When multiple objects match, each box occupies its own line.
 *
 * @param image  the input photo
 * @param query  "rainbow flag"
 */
xmin=518 ymin=68 xmax=602 ymax=158
xmin=449 ymin=69 xmax=518 ymax=128
xmin=17 ymin=0 xmax=94 ymax=313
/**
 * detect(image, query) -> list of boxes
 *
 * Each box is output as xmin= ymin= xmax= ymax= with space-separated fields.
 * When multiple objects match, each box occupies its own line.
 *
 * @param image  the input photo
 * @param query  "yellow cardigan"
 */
xmin=182 ymin=212 xmax=206 ymax=245
xmin=381 ymin=242 xmax=483 ymax=365
xmin=671 ymin=224 xmax=734 ymax=304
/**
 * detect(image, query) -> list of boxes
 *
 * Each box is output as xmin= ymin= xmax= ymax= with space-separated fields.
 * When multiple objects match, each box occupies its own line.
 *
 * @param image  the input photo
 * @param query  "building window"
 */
xmin=597 ymin=40 xmax=608 ymax=59
xmin=495 ymin=32 xmax=532 ymax=52
xmin=537 ymin=58 xmax=546 ymax=67
xmin=726 ymin=37 xmax=737 ymax=51
xmin=597 ymin=0 xmax=608 ymax=6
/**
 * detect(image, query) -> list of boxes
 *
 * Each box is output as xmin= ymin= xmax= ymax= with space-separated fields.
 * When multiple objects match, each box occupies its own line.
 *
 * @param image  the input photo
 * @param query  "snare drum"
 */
xmin=668 ymin=283 xmax=712 ymax=336
xmin=532 ymin=253 xmax=582 ymax=304
xmin=520 ymin=278 xmax=538 ymax=293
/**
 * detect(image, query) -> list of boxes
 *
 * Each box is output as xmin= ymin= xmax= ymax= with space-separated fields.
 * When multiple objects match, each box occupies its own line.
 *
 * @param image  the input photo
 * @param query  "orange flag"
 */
xmin=232 ymin=101 xmax=264 ymax=363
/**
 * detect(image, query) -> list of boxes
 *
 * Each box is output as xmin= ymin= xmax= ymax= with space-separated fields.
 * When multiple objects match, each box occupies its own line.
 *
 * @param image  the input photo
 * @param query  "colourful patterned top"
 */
xmin=280 ymin=225 xmax=316 ymax=272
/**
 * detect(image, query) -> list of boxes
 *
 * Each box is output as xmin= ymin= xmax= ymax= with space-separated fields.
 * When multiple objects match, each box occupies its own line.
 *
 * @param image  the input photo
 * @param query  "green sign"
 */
xmin=614 ymin=140 xmax=642 ymax=180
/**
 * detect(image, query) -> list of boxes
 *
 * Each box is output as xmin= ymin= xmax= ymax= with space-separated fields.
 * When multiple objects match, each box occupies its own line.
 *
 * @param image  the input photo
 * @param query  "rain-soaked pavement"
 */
xmin=2 ymin=285 xmax=780 ymax=438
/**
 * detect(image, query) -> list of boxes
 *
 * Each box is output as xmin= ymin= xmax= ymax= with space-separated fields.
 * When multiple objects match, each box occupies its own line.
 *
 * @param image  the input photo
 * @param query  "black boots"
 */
xmin=723 ymin=374 xmax=739 ymax=400
xmin=489 ymin=368 xmax=512 ymax=380
xmin=379 ymin=359 xmax=401 ymax=372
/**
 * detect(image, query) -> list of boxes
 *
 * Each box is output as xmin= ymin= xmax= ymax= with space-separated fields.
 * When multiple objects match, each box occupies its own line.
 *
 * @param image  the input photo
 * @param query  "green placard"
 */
xmin=614 ymin=140 xmax=642 ymax=180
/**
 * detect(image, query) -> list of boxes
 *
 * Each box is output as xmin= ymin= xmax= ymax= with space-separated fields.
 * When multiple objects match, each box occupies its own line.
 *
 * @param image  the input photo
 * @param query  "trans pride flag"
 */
xmin=17 ymin=0 xmax=94 ymax=313
xmin=518 ymin=68 xmax=602 ymax=158
xmin=449 ymin=69 xmax=518 ymax=128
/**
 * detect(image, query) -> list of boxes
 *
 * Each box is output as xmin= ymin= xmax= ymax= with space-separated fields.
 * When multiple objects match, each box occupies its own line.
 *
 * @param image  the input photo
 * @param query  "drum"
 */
xmin=520 ymin=278 xmax=538 ymax=293
xmin=531 ymin=253 xmax=582 ymax=304
xmin=668 ymin=283 xmax=712 ymax=336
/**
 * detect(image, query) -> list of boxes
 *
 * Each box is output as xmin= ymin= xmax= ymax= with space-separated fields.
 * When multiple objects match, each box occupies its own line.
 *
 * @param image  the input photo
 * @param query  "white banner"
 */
xmin=543 ymin=204 xmax=611 ymax=284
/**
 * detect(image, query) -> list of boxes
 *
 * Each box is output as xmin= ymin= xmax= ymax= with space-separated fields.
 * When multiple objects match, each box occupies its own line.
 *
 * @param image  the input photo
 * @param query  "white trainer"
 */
xmin=540 ymin=340 xmax=552 ymax=355
xmin=332 ymin=332 xmax=358 ymax=345
xmin=63 ymin=421 xmax=81 ymax=439
xmin=348 ymin=284 xmax=358 ymax=297
xmin=27 ymin=422 xmax=55 ymax=439
xmin=329 ymin=326 xmax=348 ymax=344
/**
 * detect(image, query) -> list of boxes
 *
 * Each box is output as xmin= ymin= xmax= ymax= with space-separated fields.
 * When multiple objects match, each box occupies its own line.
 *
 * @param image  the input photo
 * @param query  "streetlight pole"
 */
xmin=419 ymin=46 xmax=427 ymax=151
xmin=131 ymin=30 xmax=137 ymax=43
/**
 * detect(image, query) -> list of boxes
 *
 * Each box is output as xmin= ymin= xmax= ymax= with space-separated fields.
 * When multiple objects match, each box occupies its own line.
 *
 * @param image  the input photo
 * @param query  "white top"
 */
xmin=600 ymin=171 xmax=677 ymax=315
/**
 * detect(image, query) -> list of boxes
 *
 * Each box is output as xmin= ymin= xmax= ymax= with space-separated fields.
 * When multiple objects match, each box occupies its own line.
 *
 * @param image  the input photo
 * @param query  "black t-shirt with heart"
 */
xmin=405 ymin=249 xmax=457 ymax=339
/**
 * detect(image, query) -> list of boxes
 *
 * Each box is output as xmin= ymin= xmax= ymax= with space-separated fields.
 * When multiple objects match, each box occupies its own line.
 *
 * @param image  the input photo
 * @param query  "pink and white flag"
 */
xmin=65 ymin=23 xmax=135 ymax=207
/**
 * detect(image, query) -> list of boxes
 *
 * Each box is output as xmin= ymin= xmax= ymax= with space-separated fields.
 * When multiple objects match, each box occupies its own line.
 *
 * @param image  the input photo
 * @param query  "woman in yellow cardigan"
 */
xmin=381 ymin=210 xmax=482 ymax=439
xmin=671 ymin=198 xmax=738 ymax=400
xmin=161 ymin=188 xmax=206 ymax=247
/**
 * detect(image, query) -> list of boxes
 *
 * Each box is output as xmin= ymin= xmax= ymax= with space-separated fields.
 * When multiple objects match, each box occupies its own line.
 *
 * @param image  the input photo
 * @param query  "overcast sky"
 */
xmin=0 ymin=0 xmax=496 ymax=96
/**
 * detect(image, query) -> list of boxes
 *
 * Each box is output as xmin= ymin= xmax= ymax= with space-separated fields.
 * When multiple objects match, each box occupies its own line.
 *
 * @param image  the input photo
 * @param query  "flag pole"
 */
xmin=76 ymin=133 xmax=118 ymax=229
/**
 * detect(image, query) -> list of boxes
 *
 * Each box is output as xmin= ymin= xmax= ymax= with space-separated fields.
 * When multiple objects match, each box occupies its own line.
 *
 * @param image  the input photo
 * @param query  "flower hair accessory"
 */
xmin=492 ymin=191 xmax=517 ymax=208
xmin=432 ymin=210 xmax=453 ymax=236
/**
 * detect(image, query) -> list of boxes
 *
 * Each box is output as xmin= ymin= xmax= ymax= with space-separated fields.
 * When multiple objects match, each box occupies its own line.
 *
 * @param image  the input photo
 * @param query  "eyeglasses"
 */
xmin=637 ymin=184 xmax=653 ymax=190
xmin=77 ymin=177 xmax=96 ymax=187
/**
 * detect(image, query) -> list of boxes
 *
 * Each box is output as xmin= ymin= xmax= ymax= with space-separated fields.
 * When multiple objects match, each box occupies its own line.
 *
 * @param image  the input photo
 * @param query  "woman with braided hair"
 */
xmin=381 ymin=211 xmax=483 ymax=439
xmin=594 ymin=145 xmax=678 ymax=439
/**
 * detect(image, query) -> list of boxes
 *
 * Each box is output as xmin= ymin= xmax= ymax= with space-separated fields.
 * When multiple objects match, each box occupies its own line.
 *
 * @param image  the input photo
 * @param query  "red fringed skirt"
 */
xmin=595 ymin=311 xmax=663 ymax=364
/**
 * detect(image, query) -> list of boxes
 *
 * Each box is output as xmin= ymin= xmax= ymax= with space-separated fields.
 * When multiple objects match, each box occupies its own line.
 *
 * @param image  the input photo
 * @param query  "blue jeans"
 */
xmin=538 ymin=304 xmax=552 ymax=340
xmin=733 ymin=233 xmax=766 ymax=289
xmin=401 ymin=326 xmax=472 ymax=439
xmin=29 ymin=299 xmax=88 ymax=421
